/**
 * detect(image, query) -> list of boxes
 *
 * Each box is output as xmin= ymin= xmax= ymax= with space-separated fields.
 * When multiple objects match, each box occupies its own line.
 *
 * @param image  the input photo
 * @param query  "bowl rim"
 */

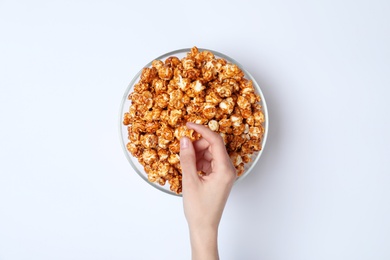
xmin=118 ymin=47 xmax=269 ymax=197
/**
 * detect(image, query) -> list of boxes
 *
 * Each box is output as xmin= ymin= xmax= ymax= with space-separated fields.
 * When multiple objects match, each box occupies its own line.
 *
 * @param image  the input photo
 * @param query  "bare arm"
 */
xmin=180 ymin=122 xmax=237 ymax=260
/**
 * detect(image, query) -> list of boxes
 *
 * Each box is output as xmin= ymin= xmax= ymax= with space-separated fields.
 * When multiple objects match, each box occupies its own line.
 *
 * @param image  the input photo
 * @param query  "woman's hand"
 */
xmin=180 ymin=122 xmax=237 ymax=260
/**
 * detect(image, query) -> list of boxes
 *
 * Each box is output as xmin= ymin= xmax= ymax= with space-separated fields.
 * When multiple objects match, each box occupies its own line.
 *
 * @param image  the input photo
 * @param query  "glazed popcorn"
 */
xmin=123 ymin=47 xmax=265 ymax=194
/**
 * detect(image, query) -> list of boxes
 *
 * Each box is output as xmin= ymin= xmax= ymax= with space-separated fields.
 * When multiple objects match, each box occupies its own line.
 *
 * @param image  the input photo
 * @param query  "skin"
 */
xmin=180 ymin=122 xmax=237 ymax=260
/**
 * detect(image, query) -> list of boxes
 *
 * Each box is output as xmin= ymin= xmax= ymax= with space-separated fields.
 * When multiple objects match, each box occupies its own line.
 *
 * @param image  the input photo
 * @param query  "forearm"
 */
xmin=189 ymin=226 xmax=219 ymax=260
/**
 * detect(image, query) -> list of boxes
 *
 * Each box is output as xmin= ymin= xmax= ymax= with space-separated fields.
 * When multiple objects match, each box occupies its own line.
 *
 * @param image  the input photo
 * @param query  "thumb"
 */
xmin=180 ymin=137 xmax=199 ymax=186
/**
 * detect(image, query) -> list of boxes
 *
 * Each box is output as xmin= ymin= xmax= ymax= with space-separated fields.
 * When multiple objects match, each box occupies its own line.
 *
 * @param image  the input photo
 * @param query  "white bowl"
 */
xmin=119 ymin=48 xmax=269 ymax=196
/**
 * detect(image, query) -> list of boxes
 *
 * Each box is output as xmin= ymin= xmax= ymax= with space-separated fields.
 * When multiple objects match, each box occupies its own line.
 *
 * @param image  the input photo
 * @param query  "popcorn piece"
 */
xmin=134 ymin=82 xmax=149 ymax=93
xmin=140 ymin=67 xmax=158 ymax=83
xmin=174 ymin=125 xmax=197 ymax=141
xmin=152 ymin=60 xmax=164 ymax=70
xmin=239 ymin=79 xmax=255 ymax=94
xmin=160 ymin=110 xmax=170 ymax=123
xmin=205 ymin=90 xmax=223 ymax=106
xmin=176 ymin=75 xmax=191 ymax=92
xmin=219 ymin=63 xmax=244 ymax=81
xmin=153 ymin=79 xmax=167 ymax=95
xmin=168 ymin=153 xmax=180 ymax=165
xmin=174 ymin=125 xmax=188 ymax=140
xmin=182 ymin=57 xmax=195 ymax=70
xmin=165 ymin=56 xmax=181 ymax=68
xmin=202 ymin=64 xmax=217 ymax=82
xmin=185 ymin=114 xmax=208 ymax=125
xmin=219 ymin=118 xmax=232 ymax=134
xmin=158 ymin=65 xmax=174 ymax=80
xmin=151 ymin=107 xmax=162 ymax=121
xmin=182 ymin=93 xmax=191 ymax=104
xmin=184 ymin=68 xmax=201 ymax=81
xmin=169 ymin=89 xmax=184 ymax=109
xmin=240 ymin=108 xmax=252 ymax=119
xmin=157 ymin=147 xmax=169 ymax=161
xmin=214 ymin=108 xmax=226 ymax=121
xmin=246 ymin=115 xmax=255 ymax=126
xmin=253 ymin=110 xmax=265 ymax=125
xmin=130 ymin=91 xmax=153 ymax=110
xmin=128 ymin=131 xmax=140 ymax=145
xmin=123 ymin=112 xmax=131 ymax=125
xmin=128 ymin=104 xmax=137 ymax=118
xmin=241 ymin=139 xmax=262 ymax=154
xmin=189 ymin=46 xmax=199 ymax=57
xmin=230 ymin=114 xmax=242 ymax=127
xmin=232 ymin=124 xmax=245 ymax=136
xmin=202 ymin=103 xmax=217 ymax=119
xmin=169 ymin=139 xmax=180 ymax=154
xmin=252 ymin=103 xmax=262 ymax=111
xmin=168 ymin=109 xmax=182 ymax=127
xmin=237 ymin=95 xmax=251 ymax=110
xmin=168 ymin=173 xmax=182 ymax=194
xmin=186 ymin=103 xmax=203 ymax=115
xmin=173 ymin=163 xmax=182 ymax=171
xmin=142 ymin=149 xmax=158 ymax=165
xmin=228 ymin=135 xmax=246 ymax=151
xmin=223 ymin=79 xmax=240 ymax=93
xmin=215 ymin=81 xmax=234 ymax=98
xmin=230 ymin=152 xmax=243 ymax=167
xmin=157 ymin=124 xmax=174 ymax=141
xmin=147 ymin=168 xmax=159 ymax=182
xmin=155 ymin=93 xmax=169 ymax=109
xmin=158 ymin=162 xmax=171 ymax=178
xmin=157 ymin=177 xmax=166 ymax=186
xmin=128 ymin=93 xmax=142 ymax=104
xmin=142 ymin=110 xmax=153 ymax=122
xmin=243 ymin=92 xmax=260 ymax=104
xmin=249 ymin=126 xmax=262 ymax=139
xmin=131 ymin=121 xmax=146 ymax=133
xmin=244 ymin=123 xmax=250 ymax=134
xmin=140 ymin=134 xmax=158 ymax=148
xmin=145 ymin=121 xmax=159 ymax=133
xmin=192 ymin=96 xmax=205 ymax=104
xmin=126 ymin=142 xmax=140 ymax=157
xmin=191 ymin=80 xmax=205 ymax=94
xmin=219 ymin=97 xmax=235 ymax=115
xmin=158 ymin=137 xmax=170 ymax=149
xmin=195 ymin=49 xmax=214 ymax=62
xmin=236 ymin=164 xmax=245 ymax=176
xmin=208 ymin=120 xmax=219 ymax=132
xmin=241 ymin=154 xmax=252 ymax=164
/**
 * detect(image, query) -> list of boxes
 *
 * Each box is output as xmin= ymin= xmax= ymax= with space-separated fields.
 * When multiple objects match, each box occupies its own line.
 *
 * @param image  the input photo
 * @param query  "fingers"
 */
xmin=196 ymin=149 xmax=213 ymax=162
xmin=187 ymin=122 xmax=229 ymax=160
xmin=192 ymin=138 xmax=210 ymax=152
xmin=180 ymin=137 xmax=199 ymax=187
xmin=196 ymin=159 xmax=212 ymax=174
xmin=187 ymin=122 xmax=223 ymax=146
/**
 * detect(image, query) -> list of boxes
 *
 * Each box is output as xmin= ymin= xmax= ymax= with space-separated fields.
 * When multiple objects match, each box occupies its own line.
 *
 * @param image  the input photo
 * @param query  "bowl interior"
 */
xmin=119 ymin=48 xmax=269 ymax=196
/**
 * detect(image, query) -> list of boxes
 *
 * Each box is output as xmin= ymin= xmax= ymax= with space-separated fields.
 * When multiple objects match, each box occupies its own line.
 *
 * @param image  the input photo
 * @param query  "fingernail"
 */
xmin=180 ymin=137 xmax=189 ymax=149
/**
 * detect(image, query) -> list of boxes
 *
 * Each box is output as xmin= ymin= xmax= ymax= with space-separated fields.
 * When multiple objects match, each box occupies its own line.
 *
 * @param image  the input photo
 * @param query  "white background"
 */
xmin=1 ymin=0 xmax=389 ymax=259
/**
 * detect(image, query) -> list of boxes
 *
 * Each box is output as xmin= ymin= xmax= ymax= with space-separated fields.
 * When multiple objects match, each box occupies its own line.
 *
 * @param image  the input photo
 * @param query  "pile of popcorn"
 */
xmin=123 ymin=47 xmax=265 ymax=194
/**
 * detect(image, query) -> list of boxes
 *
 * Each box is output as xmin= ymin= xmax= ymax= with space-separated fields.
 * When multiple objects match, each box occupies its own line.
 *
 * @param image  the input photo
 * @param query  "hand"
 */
xmin=180 ymin=122 xmax=237 ymax=260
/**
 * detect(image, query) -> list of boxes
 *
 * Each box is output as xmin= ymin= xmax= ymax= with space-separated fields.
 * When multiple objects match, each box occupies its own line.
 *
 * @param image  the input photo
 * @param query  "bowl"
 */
xmin=119 ymin=48 xmax=268 ymax=196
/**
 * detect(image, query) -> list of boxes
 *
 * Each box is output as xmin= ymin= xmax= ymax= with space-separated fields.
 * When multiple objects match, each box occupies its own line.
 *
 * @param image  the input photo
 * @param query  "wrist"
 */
xmin=189 ymin=225 xmax=219 ymax=260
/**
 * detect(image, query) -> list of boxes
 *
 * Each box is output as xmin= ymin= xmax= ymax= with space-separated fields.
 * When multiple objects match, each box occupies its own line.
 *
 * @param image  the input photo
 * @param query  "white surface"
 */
xmin=0 ymin=0 xmax=389 ymax=259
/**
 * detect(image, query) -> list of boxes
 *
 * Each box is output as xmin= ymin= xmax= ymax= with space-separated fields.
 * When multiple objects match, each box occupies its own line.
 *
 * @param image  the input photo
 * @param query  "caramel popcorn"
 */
xmin=123 ymin=47 xmax=265 ymax=194
xmin=208 ymin=119 xmax=219 ymax=132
